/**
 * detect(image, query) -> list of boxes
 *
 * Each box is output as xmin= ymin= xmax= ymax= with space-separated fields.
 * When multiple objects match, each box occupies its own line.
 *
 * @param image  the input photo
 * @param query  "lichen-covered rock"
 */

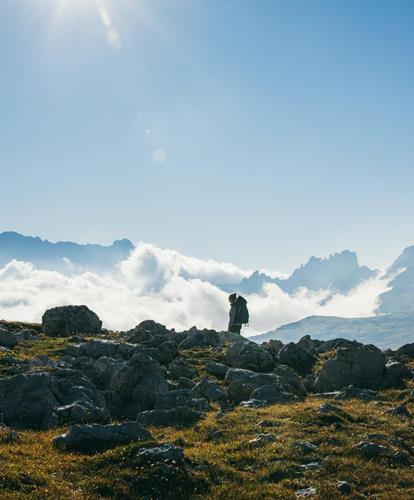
xmin=42 ymin=305 xmax=102 ymax=337
xmin=53 ymin=422 xmax=152 ymax=452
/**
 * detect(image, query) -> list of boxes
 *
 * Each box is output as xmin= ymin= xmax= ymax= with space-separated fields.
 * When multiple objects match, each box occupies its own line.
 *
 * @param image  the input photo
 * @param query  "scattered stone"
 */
xmin=55 ymin=400 xmax=110 ymax=424
xmin=53 ymin=422 xmax=152 ymax=452
xmin=392 ymin=450 xmax=412 ymax=464
xmin=385 ymin=405 xmax=411 ymax=418
xmin=0 ymin=424 xmax=20 ymax=443
xmin=293 ymin=441 xmax=318 ymax=453
xmin=239 ymin=399 xmax=268 ymax=409
xmin=354 ymin=441 xmax=390 ymax=459
xmin=248 ymin=433 xmax=276 ymax=447
xmin=295 ymin=487 xmax=317 ymax=498
xmin=337 ymin=481 xmax=352 ymax=495
xmin=137 ymin=406 xmax=201 ymax=427
xmin=298 ymin=462 xmax=322 ymax=471
xmin=138 ymin=444 xmax=184 ymax=464
xmin=257 ymin=420 xmax=279 ymax=428
xmin=154 ymin=389 xmax=211 ymax=412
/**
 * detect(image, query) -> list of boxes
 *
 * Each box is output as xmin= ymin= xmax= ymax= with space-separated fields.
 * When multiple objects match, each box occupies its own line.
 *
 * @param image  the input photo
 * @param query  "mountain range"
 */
xmin=0 ymin=232 xmax=134 ymax=273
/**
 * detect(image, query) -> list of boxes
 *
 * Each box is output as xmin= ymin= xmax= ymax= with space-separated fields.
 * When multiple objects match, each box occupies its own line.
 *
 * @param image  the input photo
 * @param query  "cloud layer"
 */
xmin=0 ymin=243 xmax=389 ymax=335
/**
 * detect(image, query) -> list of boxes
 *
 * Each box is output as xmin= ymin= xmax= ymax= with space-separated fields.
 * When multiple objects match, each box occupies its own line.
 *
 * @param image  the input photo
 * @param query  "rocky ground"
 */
xmin=0 ymin=306 xmax=414 ymax=499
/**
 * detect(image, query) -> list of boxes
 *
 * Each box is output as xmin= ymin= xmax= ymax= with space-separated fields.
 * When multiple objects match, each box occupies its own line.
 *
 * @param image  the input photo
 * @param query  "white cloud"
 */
xmin=0 ymin=245 xmax=389 ymax=335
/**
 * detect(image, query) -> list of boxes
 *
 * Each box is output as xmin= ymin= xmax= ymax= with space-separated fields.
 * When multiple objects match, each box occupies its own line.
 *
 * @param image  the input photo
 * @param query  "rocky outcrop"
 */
xmin=42 ymin=305 xmax=102 ymax=337
xmin=53 ymin=422 xmax=152 ymax=452
xmin=225 ymin=341 xmax=274 ymax=373
xmin=0 ymin=369 xmax=107 ymax=429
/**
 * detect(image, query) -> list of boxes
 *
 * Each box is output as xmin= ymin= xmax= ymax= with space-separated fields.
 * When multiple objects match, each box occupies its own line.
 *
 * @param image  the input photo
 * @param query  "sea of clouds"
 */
xmin=0 ymin=243 xmax=389 ymax=335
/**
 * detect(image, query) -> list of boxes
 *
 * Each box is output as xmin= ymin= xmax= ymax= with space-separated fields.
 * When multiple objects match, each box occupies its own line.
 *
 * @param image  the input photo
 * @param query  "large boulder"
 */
xmin=276 ymin=343 xmax=317 ymax=376
xmin=225 ymin=341 xmax=274 ymax=372
xmin=106 ymin=352 xmax=168 ymax=418
xmin=192 ymin=377 xmax=227 ymax=403
xmin=167 ymin=358 xmax=197 ymax=380
xmin=0 ymin=369 xmax=107 ymax=429
xmin=53 ymin=422 xmax=152 ymax=452
xmin=154 ymin=389 xmax=211 ymax=412
xmin=382 ymin=361 xmax=412 ymax=388
xmin=42 ymin=305 xmax=102 ymax=337
xmin=315 ymin=345 xmax=386 ymax=392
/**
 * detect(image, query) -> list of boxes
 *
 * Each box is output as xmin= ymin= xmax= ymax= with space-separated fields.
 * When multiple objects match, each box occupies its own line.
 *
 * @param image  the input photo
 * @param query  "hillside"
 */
xmin=0 ymin=306 xmax=414 ymax=499
xmin=250 ymin=314 xmax=414 ymax=350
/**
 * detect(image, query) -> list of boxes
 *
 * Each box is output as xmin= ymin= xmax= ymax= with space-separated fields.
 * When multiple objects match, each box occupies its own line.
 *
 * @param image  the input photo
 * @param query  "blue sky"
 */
xmin=1 ymin=0 xmax=414 ymax=273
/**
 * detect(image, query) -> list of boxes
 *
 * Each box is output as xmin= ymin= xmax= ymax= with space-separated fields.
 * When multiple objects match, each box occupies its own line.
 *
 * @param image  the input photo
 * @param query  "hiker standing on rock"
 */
xmin=228 ymin=293 xmax=249 ymax=334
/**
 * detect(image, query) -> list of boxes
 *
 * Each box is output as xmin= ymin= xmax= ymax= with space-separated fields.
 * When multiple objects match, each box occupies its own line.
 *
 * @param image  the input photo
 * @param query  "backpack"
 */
xmin=235 ymin=295 xmax=249 ymax=324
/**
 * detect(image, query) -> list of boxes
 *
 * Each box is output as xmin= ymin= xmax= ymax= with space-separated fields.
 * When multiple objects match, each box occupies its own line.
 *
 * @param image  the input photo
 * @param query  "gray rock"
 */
xmin=42 ymin=305 xmax=102 ymax=337
xmin=239 ymin=399 xmax=268 ymax=409
xmin=354 ymin=441 xmax=389 ymax=459
xmin=126 ymin=320 xmax=171 ymax=344
xmin=298 ymin=462 xmax=322 ymax=471
xmin=205 ymin=362 xmax=228 ymax=379
xmin=66 ymin=340 xmax=134 ymax=360
xmin=138 ymin=444 xmax=184 ymax=463
xmin=293 ymin=441 xmax=318 ymax=453
xmin=382 ymin=361 xmax=411 ymax=388
xmin=167 ymin=358 xmax=197 ymax=380
xmin=53 ymin=422 xmax=152 ymax=452
xmin=0 ymin=327 xmax=18 ymax=348
xmin=385 ymin=405 xmax=411 ymax=418
xmin=225 ymin=341 xmax=274 ymax=372
xmin=179 ymin=328 xmax=220 ymax=349
xmin=141 ymin=341 xmax=177 ymax=365
xmin=192 ymin=377 xmax=227 ymax=402
xmin=154 ymin=389 xmax=211 ymax=412
xmin=316 ymin=385 xmax=379 ymax=402
xmin=337 ymin=481 xmax=352 ymax=495
xmin=177 ymin=377 xmax=196 ymax=389
xmin=396 ymin=343 xmax=414 ymax=358
xmin=16 ymin=329 xmax=38 ymax=341
xmin=250 ymin=385 xmax=299 ymax=404
xmin=315 ymin=345 xmax=386 ymax=392
xmin=261 ymin=339 xmax=284 ymax=356
xmin=0 ymin=369 xmax=107 ymax=429
xmin=137 ymin=406 xmax=201 ymax=427
xmin=55 ymin=400 xmax=110 ymax=424
xmin=295 ymin=487 xmax=317 ymax=498
xmin=276 ymin=343 xmax=317 ymax=376
xmin=248 ymin=433 xmax=276 ymax=447
xmin=225 ymin=367 xmax=305 ymax=404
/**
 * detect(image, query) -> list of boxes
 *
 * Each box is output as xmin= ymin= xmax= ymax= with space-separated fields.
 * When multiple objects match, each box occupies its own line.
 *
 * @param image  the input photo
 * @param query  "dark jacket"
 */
xmin=228 ymin=296 xmax=248 ymax=329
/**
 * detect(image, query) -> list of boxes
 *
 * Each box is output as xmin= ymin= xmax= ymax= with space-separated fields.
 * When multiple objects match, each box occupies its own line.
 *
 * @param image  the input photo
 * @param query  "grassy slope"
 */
xmin=0 ymin=323 xmax=413 ymax=499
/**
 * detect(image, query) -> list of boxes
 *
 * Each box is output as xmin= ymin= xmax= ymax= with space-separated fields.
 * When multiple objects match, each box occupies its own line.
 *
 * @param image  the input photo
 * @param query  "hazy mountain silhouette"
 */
xmin=0 ymin=232 xmax=134 ymax=272
xmin=234 ymin=250 xmax=377 ymax=295
xmin=377 ymin=245 xmax=414 ymax=314
xmin=250 ymin=313 xmax=414 ymax=350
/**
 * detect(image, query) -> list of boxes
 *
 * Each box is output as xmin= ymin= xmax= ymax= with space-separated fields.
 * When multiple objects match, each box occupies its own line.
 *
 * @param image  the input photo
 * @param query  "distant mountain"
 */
xmin=233 ymin=250 xmax=377 ymax=295
xmin=0 ymin=232 xmax=134 ymax=272
xmin=250 ymin=313 xmax=414 ymax=350
xmin=377 ymin=246 xmax=414 ymax=314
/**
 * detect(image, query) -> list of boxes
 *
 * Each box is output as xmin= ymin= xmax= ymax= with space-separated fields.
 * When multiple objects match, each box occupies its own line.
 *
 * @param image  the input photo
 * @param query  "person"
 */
xmin=228 ymin=293 xmax=249 ymax=334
